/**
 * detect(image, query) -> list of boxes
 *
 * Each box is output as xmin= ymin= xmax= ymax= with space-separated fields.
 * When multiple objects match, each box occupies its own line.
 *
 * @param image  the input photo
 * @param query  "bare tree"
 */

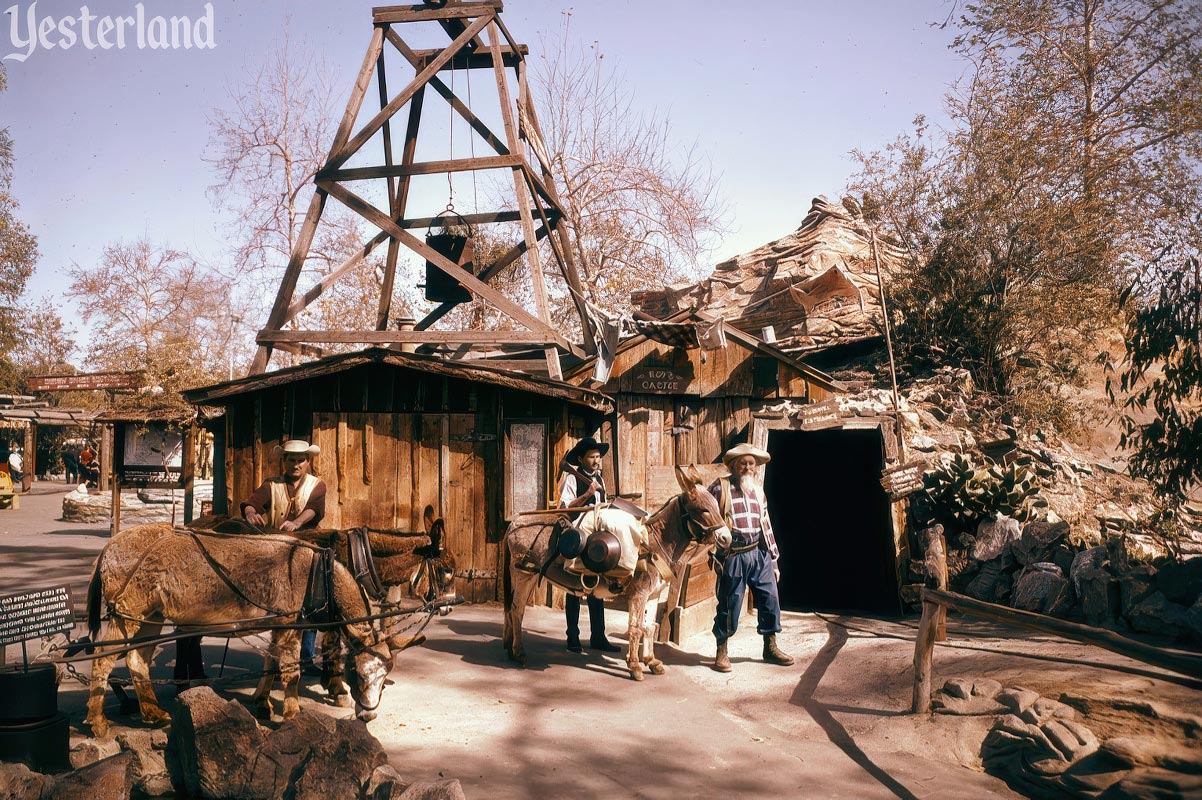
xmin=67 ymin=239 xmax=233 ymax=407
xmin=205 ymin=34 xmax=404 ymax=350
xmin=532 ymin=16 xmax=726 ymax=321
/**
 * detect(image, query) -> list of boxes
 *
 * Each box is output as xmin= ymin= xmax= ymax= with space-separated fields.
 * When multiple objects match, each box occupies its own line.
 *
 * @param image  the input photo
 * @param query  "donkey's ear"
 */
xmin=423 ymin=505 xmax=436 ymax=533
xmin=684 ymin=465 xmax=703 ymax=487
xmin=674 ymin=465 xmax=693 ymax=491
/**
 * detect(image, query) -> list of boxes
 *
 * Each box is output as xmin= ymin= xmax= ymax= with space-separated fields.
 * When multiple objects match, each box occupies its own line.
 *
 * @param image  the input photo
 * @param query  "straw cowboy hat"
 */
xmin=721 ymin=443 xmax=770 ymax=468
xmin=274 ymin=439 xmax=321 ymax=457
xmin=565 ymin=436 xmax=609 ymax=464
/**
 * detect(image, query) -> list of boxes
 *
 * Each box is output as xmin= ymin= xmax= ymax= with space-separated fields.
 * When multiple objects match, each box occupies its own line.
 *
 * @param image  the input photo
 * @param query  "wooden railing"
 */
xmin=911 ymin=531 xmax=1202 ymax=713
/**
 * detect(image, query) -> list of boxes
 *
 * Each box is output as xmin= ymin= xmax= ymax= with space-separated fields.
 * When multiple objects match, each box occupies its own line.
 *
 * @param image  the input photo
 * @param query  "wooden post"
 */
xmin=99 ymin=425 xmax=112 ymax=492
xmin=110 ymin=476 xmax=121 ymax=537
xmin=21 ymin=422 xmax=33 ymax=492
xmin=182 ymin=422 xmax=196 ymax=525
xmin=912 ymin=524 xmax=948 ymax=713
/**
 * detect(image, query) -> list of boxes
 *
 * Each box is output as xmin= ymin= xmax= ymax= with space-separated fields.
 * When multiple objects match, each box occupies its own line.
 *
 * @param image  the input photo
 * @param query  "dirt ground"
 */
xmin=52 ymin=601 xmax=1202 ymax=799
xmin=7 ymin=482 xmax=1202 ymax=798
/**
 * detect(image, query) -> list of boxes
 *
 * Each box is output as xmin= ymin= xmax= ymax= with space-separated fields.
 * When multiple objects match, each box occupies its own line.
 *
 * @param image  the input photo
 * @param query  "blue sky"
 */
xmin=2 ymin=0 xmax=962 ymax=317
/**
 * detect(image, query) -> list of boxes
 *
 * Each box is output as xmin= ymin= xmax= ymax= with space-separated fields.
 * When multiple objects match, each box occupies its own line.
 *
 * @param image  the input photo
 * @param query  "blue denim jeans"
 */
xmin=713 ymin=547 xmax=781 ymax=641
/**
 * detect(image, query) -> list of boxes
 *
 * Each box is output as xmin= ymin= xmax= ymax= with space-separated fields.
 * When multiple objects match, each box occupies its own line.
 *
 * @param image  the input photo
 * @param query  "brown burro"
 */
xmin=501 ymin=466 xmax=732 ymax=681
xmin=83 ymin=523 xmax=421 ymax=738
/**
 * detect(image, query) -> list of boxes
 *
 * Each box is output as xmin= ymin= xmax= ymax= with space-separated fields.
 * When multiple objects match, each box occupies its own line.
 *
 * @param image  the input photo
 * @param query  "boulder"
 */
xmin=45 ymin=752 xmax=134 ymax=800
xmin=1121 ymin=567 xmax=1159 ymax=616
xmin=170 ymin=685 xmax=265 ymax=799
xmin=997 ymin=687 xmax=1041 ymax=715
xmin=70 ymin=736 xmax=122 ymax=769
xmin=291 ymin=718 xmax=387 ymax=800
xmin=116 ymin=729 xmax=173 ymax=797
xmin=1107 ymin=767 xmax=1202 ymax=799
xmin=1127 ymin=592 xmax=1189 ymax=638
xmin=1156 ymin=558 xmax=1202 ymax=606
xmin=1184 ymin=598 xmax=1202 ymax=644
xmin=0 ymin=762 xmax=52 ymax=800
xmin=1019 ymin=697 xmax=1080 ymax=726
xmin=973 ymin=515 xmax=1021 ymax=562
xmin=1011 ymin=563 xmax=1072 ymax=616
xmin=1101 ymin=737 xmax=1202 ymax=772
xmin=966 ymin=558 xmax=1010 ymax=603
xmin=398 ymin=779 xmax=467 ymax=800
xmin=1077 ymin=567 xmax=1121 ymax=626
xmin=1112 ymin=533 xmax=1171 ymax=573
xmin=366 ymin=765 xmax=408 ymax=800
xmin=245 ymin=709 xmax=338 ymax=800
xmin=1070 ymin=546 xmax=1109 ymax=594
xmin=1014 ymin=520 xmax=1070 ymax=566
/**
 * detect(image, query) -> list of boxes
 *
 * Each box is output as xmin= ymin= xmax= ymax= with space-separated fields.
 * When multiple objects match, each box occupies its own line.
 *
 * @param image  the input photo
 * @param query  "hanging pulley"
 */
xmin=422 ymin=203 xmax=476 ymax=305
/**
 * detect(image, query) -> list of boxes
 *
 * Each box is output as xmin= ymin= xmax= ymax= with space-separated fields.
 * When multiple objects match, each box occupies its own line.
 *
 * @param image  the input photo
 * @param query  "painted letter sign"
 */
xmin=631 ymin=365 xmax=691 ymax=394
xmin=797 ymin=399 xmax=841 ymax=431
xmin=880 ymin=460 xmax=928 ymax=500
xmin=0 ymin=585 xmax=75 ymax=645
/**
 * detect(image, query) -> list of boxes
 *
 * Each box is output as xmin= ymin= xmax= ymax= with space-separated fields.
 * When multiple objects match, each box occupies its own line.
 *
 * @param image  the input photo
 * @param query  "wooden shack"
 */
xmin=183 ymin=347 xmax=613 ymax=602
xmin=565 ymin=314 xmax=906 ymax=641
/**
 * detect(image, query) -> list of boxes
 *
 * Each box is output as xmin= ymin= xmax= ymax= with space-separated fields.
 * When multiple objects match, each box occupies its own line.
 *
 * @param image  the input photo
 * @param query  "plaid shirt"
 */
xmin=709 ymin=479 xmax=780 ymax=561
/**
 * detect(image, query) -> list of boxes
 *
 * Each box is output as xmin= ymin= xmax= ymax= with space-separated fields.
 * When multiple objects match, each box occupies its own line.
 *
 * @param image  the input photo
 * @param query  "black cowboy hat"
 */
xmin=565 ymin=436 xmax=609 ymax=464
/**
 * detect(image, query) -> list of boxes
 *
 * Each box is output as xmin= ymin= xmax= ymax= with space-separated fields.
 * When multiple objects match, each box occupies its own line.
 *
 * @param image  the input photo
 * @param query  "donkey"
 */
xmin=297 ymin=506 xmax=457 ymax=705
xmin=501 ymin=466 xmax=732 ymax=681
xmin=84 ymin=523 xmax=419 ymax=738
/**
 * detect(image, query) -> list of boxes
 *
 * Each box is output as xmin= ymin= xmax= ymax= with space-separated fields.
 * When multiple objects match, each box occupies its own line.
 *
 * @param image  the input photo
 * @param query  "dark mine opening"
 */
xmin=764 ymin=427 xmax=900 ymax=615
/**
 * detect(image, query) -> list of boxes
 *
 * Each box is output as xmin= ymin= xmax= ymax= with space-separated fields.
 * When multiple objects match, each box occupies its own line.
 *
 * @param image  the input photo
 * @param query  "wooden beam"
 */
xmin=923 ymin=587 xmax=1202 ymax=681
xmin=376 ymin=44 xmax=401 ymax=332
xmin=399 ymin=208 xmax=556 ymax=229
xmin=385 ymin=28 xmax=511 ymax=158
xmin=453 ymin=359 xmax=549 ymax=373
xmin=318 ymin=179 xmax=568 ymax=349
xmin=415 ymin=223 xmax=551 ymax=330
xmin=269 ymin=340 xmax=325 ymax=358
xmin=328 ymin=26 xmax=385 ymax=160
xmin=285 ymin=229 xmax=392 ymax=324
xmin=330 ymin=13 xmax=493 ymax=171
xmin=319 ymin=154 xmax=522 ymax=182
xmin=410 ymin=45 xmax=527 ymax=70
xmin=249 ymin=188 xmax=329 ymax=374
xmin=258 ymin=329 xmax=558 ymax=345
xmin=516 ymin=57 xmax=595 ymax=353
xmin=372 ymin=2 xmax=502 ymax=24
xmin=487 ymin=22 xmax=562 ymax=380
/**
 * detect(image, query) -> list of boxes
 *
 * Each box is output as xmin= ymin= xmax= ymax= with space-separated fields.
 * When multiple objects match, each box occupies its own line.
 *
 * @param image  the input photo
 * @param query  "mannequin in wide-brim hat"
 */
xmin=241 ymin=440 xmax=327 ymax=532
xmin=240 ymin=439 xmax=329 ymax=669
xmin=707 ymin=442 xmax=794 ymax=672
xmin=556 ymin=436 xmax=621 ymax=654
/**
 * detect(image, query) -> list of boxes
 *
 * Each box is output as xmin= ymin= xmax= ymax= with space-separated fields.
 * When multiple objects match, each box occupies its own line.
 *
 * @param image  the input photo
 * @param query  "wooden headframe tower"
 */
xmin=248 ymin=0 xmax=595 ymax=380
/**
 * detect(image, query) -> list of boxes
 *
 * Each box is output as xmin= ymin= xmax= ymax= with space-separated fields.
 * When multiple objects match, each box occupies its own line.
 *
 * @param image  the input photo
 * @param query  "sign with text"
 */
xmin=26 ymin=371 xmax=139 ymax=392
xmin=630 ymin=364 xmax=693 ymax=395
xmin=0 ymin=585 xmax=75 ymax=645
xmin=797 ymin=399 xmax=842 ymax=431
xmin=880 ymin=460 xmax=929 ymax=500
xmin=119 ymin=422 xmax=185 ymax=488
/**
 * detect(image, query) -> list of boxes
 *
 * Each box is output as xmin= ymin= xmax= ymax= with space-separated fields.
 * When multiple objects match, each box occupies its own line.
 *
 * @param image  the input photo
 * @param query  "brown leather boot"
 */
xmin=762 ymin=634 xmax=795 ymax=666
xmin=712 ymin=640 xmax=732 ymax=673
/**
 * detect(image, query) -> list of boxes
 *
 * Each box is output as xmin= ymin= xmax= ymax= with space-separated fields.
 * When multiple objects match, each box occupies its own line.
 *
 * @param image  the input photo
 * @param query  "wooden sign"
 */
xmin=0 ymin=585 xmax=75 ymax=645
xmin=880 ymin=460 xmax=928 ymax=500
xmin=630 ymin=364 xmax=692 ymax=395
xmin=26 ymin=371 xmax=139 ymax=392
xmin=797 ymin=399 xmax=841 ymax=431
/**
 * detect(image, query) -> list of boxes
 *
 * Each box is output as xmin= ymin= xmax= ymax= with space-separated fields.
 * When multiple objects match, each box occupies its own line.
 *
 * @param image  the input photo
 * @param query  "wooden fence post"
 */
xmin=912 ymin=524 xmax=948 ymax=713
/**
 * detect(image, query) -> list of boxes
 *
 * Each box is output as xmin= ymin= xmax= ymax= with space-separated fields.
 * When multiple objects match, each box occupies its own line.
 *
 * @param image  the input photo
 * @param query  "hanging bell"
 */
xmin=422 ymin=208 xmax=476 ymax=304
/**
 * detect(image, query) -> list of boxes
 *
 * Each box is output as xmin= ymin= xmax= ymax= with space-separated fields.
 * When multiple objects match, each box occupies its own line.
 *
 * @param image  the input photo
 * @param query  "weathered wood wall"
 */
xmin=219 ymin=362 xmax=602 ymax=601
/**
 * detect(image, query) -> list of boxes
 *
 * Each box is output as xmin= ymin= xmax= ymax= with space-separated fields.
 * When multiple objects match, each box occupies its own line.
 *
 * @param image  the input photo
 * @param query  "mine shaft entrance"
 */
xmin=764 ymin=427 xmax=900 ymax=614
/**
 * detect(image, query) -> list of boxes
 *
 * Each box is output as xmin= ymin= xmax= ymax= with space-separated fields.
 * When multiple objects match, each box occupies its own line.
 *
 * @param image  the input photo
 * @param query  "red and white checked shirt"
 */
xmin=709 ymin=479 xmax=780 ymax=561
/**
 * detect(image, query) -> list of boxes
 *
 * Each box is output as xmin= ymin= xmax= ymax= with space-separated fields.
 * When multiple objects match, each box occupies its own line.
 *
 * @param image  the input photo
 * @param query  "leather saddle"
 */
xmin=346 ymin=527 xmax=385 ymax=601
